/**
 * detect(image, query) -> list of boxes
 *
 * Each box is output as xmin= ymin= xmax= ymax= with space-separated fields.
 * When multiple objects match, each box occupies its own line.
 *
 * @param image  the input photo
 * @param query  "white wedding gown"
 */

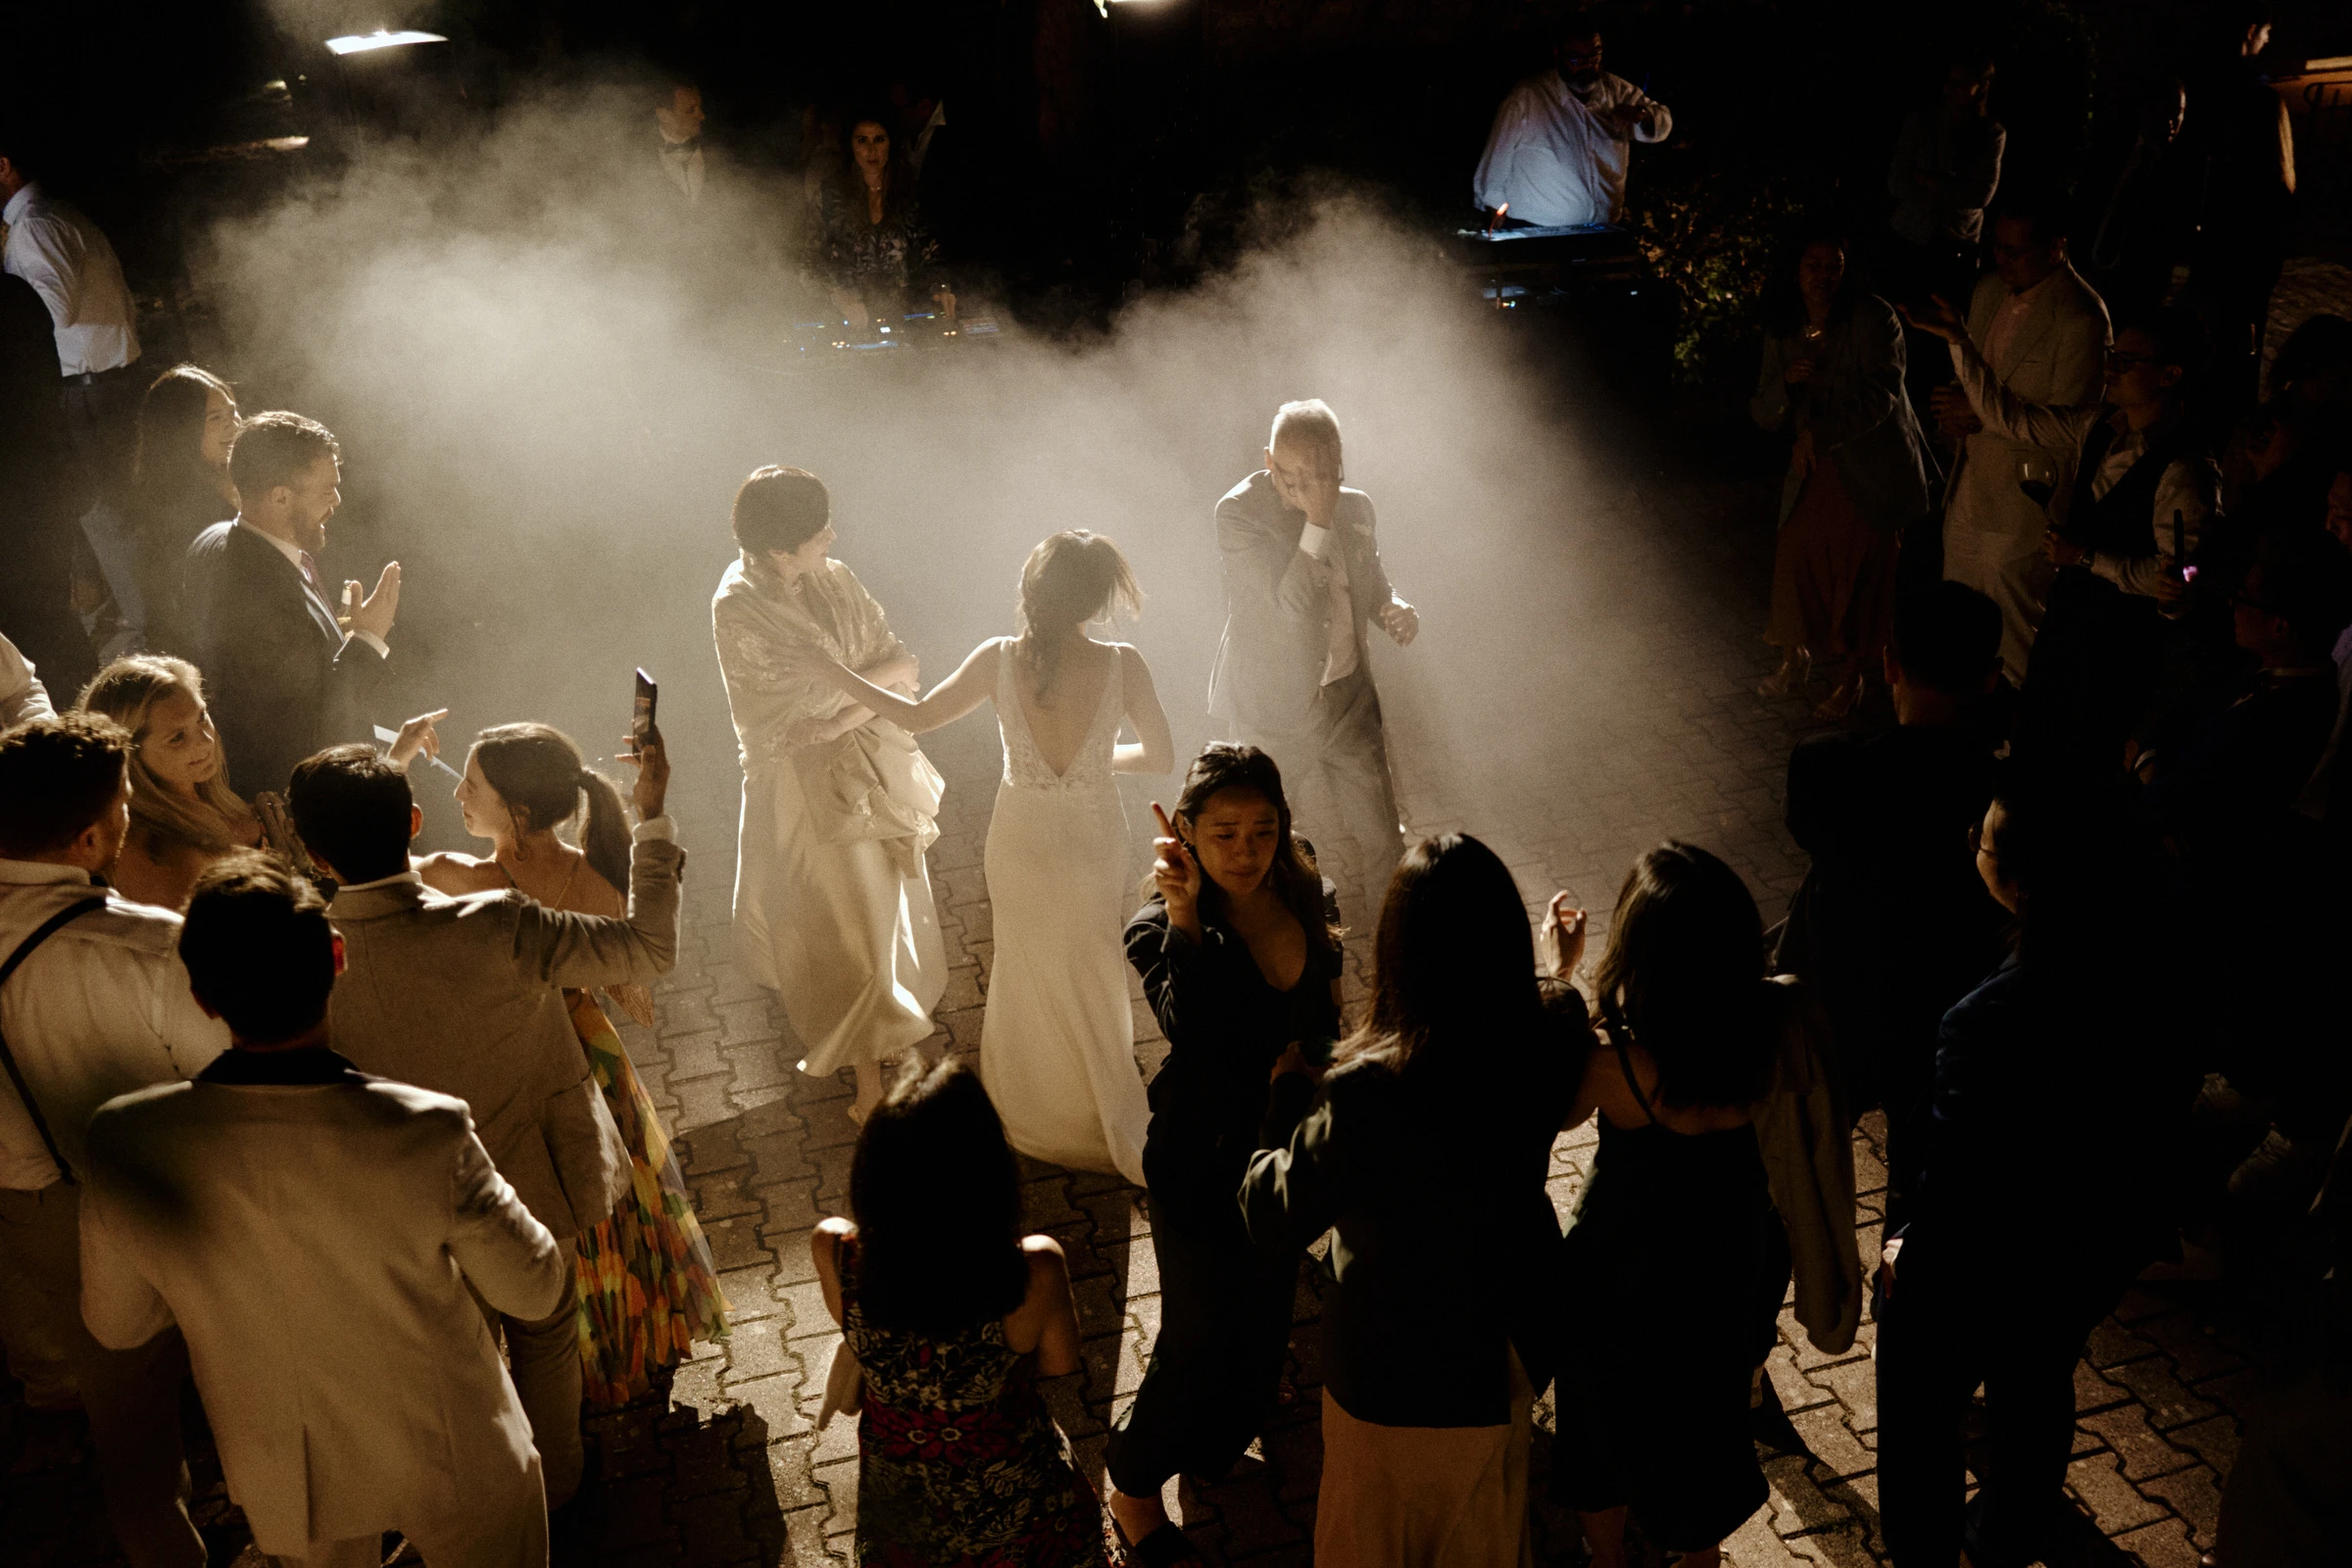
xmin=977 ymin=642 xmax=1151 ymax=1185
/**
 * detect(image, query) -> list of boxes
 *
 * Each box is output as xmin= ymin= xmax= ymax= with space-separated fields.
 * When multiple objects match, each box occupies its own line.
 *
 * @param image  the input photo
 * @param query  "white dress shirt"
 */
xmin=659 ymin=133 xmax=706 ymax=205
xmin=0 ymin=860 xmax=228 ymax=1189
xmin=1473 ymin=70 xmax=1672 ymax=227
xmin=1298 ymin=521 xmax=1359 ymax=685
xmin=237 ymin=519 xmax=390 ymax=660
xmin=1 ymin=182 xmax=140 ymax=376
xmin=0 ymin=633 xmax=54 ymax=728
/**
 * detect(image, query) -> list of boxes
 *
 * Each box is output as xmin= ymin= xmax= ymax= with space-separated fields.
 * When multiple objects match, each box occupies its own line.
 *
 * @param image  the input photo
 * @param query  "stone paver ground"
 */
xmin=20 ymin=285 xmax=2348 ymax=1560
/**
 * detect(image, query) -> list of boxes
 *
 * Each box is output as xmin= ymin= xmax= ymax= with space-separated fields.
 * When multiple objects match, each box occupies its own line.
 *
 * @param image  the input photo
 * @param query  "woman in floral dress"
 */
xmin=812 ymin=1056 xmax=1106 ymax=1566
xmin=417 ymin=719 xmax=730 ymax=1404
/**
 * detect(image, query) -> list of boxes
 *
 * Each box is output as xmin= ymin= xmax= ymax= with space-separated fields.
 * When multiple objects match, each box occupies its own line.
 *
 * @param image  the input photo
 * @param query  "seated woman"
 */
xmin=1106 ymin=745 xmax=1343 ymax=1559
xmin=812 ymin=1056 xmax=1106 ymax=1567
xmin=417 ymin=720 xmax=731 ymax=1405
xmin=74 ymin=655 xmax=300 ymax=908
xmin=1551 ymin=843 xmax=1788 ymax=1568
xmin=809 ymin=110 xmax=955 ymax=332
xmin=129 ymin=364 xmax=240 ymax=656
xmin=1243 ymin=833 xmax=1590 ymax=1566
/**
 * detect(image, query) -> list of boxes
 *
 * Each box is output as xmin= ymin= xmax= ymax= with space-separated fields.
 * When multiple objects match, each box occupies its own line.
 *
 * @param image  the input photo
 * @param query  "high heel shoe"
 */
xmin=1811 ymin=670 xmax=1863 ymax=721
xmin=1756 ymin=649 xmax=1810 ymax=698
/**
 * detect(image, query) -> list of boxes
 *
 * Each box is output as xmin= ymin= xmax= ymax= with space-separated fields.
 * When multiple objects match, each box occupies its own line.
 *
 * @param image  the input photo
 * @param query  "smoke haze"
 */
xmin=193 ymin=82 xmax=1673 ymax=889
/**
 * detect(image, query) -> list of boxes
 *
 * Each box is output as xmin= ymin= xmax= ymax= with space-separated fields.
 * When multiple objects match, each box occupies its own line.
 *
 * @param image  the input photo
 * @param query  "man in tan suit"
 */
xmin=284 ymin=735 xmax=683 ymax=1508
xmin=80 ymin=857 xmax=567 ymax=1568
xmin=1932 ymin=199 xmax=2111 ymax=683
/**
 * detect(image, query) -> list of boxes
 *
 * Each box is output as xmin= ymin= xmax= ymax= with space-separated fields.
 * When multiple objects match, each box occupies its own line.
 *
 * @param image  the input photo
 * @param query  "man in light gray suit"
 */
xmin=284 ymin=733 xmax=684 ymax=1510
xmin=80 ymin=857 xmax=567 ymax=1568
xmin=1930 ymin=198 xmax=2111 ymax=684
xmin=1209 ymin=400 xmax=1419 ymax=901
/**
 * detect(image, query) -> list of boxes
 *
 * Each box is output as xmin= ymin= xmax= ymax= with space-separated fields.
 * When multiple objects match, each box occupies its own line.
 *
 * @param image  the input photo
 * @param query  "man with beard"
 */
xmin=183 ymin=413 xmax=403 ymax=795
xmin=1473 ymin=22 xmax=1672 ymax=228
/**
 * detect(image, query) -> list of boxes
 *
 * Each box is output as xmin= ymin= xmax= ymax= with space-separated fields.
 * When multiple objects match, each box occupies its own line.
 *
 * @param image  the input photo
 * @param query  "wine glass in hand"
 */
xmin=2017 ymin=457 xmax=2059 ymax=514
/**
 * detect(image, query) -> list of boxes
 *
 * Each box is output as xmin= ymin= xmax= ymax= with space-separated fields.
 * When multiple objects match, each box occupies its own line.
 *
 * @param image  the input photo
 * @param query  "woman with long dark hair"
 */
xmin=419 ymin=721 xmax=731 ymax=1405
xmin=128 ymin=364 xmax=238 ymax=654
xmin=712 ymin=466 xmax=948 ymax=1121
xmin=810 ymin=1056 xmax=1107 ymax=1566
xmin=1550 ymin=842 xmax=1786 ymax=1568
xmin=1751 ymin=230 xmax=1934 ymax=718
xmin=1242 ymin=834 xmax=1589 ymax=1565
xmin=809 ymin=110 xmax=955 ymax=334
xmin=1105 ymin=744 xmax=1343 ymax=1557
xmin=796 ymin=529 xmax=1175 ymax=1184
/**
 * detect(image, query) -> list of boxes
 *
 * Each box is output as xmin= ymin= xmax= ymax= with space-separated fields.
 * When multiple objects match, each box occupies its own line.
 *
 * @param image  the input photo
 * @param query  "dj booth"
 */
xmin=753 ymin=309 xmax=1011 ymax=377
xmin=1448 ymin=221 xmax=1645 ymax=311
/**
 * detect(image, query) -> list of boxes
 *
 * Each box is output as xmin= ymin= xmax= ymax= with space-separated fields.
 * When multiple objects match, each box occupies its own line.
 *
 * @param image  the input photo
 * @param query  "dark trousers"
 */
xmin=2017 ymin=569 xmax=2161 ymax=782
xmin=1877 ymin=1240 xmax=2132 ymax=1565
xmin=59 ymin=368 xmax=147 ymax=650
xmin=1103 ymin=1201 xmax=1298 ymax=1497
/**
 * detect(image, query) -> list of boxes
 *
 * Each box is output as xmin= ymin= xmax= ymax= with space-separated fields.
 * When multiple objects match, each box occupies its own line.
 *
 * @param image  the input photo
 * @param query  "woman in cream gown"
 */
xmin=712 ymin=466 xmax=948 ymax=1119
xmin=791 ymin=530 xmax=1172 ymax=1184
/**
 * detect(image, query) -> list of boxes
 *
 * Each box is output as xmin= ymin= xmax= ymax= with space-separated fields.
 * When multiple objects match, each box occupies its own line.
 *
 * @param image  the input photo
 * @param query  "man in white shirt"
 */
xmin=655 ymin=81 xmax=708 ymax=207
xmin=1926 ymin=200 xmax=2111 ymax=684
xmin=1 ymin=629 xmax=56 ymax=728
xmin=182 ymin=413 xmax=402 ymax=794
xmin=79 ymin=855 xmax=565 ymax=1568
xmin=0 ymin=713 xmax=226 ymax=1568
xmin=0 ymin=146 xmax=147 ymax=659
xmin=1473 ymin=25 xmax=1672 ymax=228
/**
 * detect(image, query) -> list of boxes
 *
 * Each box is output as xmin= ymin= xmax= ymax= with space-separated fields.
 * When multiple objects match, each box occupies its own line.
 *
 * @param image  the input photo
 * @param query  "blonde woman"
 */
xmin=794 ymin=529 xmax=1174 ymax=1185
xmin=74 ymin=656 xmax=291 ymax=907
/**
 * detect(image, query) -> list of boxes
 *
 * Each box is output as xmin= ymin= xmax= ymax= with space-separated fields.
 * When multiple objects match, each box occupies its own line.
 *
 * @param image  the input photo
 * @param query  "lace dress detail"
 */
xmin=978 ymin=642 xmax=1151 ymax=1184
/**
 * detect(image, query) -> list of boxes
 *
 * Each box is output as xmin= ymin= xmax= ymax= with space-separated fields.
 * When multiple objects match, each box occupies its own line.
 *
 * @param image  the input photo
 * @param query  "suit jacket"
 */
xmin=324 ymin=836 xmax=685 ymax=1240
xmin=1941 ymin=265 xmax=2110 ymax=550
xmin=1207 ymin=471 xmax=1397 ymax=733
xmin=78 ymin=1052 xmax=564 ymax=1555
xmin=182 ymin=520 xmax=385 ymax=796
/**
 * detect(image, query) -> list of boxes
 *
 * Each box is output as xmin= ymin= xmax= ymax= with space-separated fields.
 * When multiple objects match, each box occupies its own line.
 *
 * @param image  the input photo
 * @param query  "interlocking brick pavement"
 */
xmin=2 ymin=406 xmax=2297 ymax=1567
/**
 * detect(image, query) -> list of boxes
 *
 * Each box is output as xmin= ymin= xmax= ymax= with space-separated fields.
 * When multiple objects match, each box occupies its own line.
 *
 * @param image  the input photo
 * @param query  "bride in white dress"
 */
xmin=792 ymin=530 xmax=1172 ymax=1183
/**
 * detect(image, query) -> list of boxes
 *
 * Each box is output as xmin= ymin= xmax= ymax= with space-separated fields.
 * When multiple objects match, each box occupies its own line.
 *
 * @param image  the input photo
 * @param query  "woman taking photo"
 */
xmin=811 ymin=1057 xmax=1106 ymax=1567
xmin=1105 ymin=745 xmax=1342 ymax=1560
xmin=418 ymin=720 xmax=731 ymax=1405
xmin=1751 ymin=230 xmax=1935 ymax=719
xmin=1551 ymin=843 xmax=1788 ymax=1568
xmin=1243 ymin=834 xmax=1588 ymax=1566
xmin=794 ymin=529 xmax=1173 ymax=1186
xmin=711 ymin=465 xmax=948 ymax=1123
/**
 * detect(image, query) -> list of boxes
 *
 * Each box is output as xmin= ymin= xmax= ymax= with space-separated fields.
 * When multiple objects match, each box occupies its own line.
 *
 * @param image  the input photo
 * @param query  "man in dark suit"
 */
xmin=182 ymin=412 xmax=401 ymax=795
xmin=0 ymin=271 xmax=86 ymax=700
xmin=1207 ymin=399 xmax=1418 ymax=901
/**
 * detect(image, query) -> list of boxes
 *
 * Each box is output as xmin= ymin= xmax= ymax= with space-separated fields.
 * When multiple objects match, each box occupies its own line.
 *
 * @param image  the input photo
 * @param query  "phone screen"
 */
xmin=632 ymin=668 xmax=658 ymax=748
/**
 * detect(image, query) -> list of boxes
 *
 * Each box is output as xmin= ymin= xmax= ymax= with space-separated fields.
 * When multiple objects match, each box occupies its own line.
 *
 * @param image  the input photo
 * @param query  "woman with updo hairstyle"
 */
xmin=1550 ymin=842 xmax=1788 ymax=1568
xmin=711 ymin=464 xmax=949 ymax=1124
xmin=1103 ymin=744 xmax=1343 ymax=1554
xmin=420 ymin=720 xmax=731 ymax=1405
xmin=74 ymin=654 xmax=298 ymax=908
xmin=795 ymin=528 xmax=1174 ymax=1185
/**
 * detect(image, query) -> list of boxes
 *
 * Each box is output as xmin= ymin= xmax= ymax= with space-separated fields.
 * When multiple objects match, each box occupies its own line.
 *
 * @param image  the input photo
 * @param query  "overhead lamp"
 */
xmin=324 ymin=28 xmax=447 ymax=55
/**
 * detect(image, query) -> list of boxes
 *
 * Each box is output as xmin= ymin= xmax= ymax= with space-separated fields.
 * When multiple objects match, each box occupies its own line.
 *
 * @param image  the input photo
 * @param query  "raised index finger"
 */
xmin=1150 ymin=802 xmax=1175 ymax=837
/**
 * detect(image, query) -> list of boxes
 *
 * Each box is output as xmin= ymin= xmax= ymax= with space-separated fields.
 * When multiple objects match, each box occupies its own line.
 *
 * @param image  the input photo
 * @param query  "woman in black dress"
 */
xmin=1553 ymin=843 xmax=1789 ymax=1567
xmin=128 ymin=364 xmax=239 ymax=656
xmin=1105 ymin=745 xmax=1341 ymax=1562
xmin=809 ymin=111 xmax=955 ymax=335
